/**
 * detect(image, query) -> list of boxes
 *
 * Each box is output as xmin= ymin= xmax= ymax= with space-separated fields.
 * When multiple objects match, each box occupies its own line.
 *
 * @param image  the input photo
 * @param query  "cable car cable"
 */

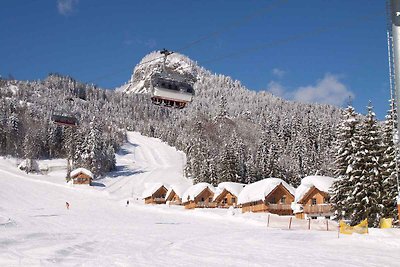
xmin=86 ymin=0 xmax=289 ymax=84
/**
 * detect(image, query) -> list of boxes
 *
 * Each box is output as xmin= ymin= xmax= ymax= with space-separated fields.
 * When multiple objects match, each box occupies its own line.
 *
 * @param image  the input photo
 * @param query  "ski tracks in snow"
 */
xmin=101 ymin=132 xmax=188 ymax=200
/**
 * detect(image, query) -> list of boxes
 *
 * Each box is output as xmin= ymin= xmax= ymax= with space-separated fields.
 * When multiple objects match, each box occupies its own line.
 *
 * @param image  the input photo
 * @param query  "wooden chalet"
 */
xmin=143 ymin=184 xmax=168 ymax=204
xmin=182 ymin=183 xmax=216 ymax=209
xmin=293 ymin=176 xmax=334 ymax=220
xmin=213 ymin=182 xmax=244 ymax=208
xmin=165 ymin=183 xmax=191 ymax=205
xmin=70 ymin=168 xmax=93 ymax=185
xmin=238 ymin=178 xmax=295 ymax=215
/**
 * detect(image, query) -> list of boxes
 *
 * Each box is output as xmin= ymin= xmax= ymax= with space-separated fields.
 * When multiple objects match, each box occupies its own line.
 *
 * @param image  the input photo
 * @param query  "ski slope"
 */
xmin=100 ymin=131 xmax=191 ymax=200
xmin=1 ymin=132 xmax=400 ymax=266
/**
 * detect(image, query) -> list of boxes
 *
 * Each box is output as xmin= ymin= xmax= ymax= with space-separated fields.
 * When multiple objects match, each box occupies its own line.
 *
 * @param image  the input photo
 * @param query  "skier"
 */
xmin=66 ymin=202 xmax=70 ymax=210
xmin=126 ymin=200 xmax=130 ymax=207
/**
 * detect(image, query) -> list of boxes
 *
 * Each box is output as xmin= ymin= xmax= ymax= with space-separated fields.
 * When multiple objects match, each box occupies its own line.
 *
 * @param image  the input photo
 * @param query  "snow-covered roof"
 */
xmin=142 ymin=183 xmax=168 ymax=199
xmin=70 ymin=168 xmax=94 ymax=178
xmin=294 ymin=175 xmax=334 ymax=203
xmin=214 ymin=182 xmax=245 ymax=200
xmin=237 ymin=178 xmax=295 ymax=205
xmin=166 ymin=182 xmax=192 ymax=199
xmin=182 ymin=183 xmax=215 ymax=202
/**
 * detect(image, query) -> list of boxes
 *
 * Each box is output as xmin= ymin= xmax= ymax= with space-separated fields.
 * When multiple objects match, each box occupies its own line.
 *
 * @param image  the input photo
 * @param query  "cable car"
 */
xmin=51 ymin=114 xmax=79 ymax=127
xmin=149 ymin=49 xmax=195 ymax=109
xmin=150 ymin=72 xmax=194 ymax=109
xmin=51 ymin=97 xmax=79 ymax=127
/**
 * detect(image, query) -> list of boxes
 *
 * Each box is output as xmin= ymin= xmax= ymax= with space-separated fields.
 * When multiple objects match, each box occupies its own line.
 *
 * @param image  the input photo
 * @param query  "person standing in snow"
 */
xmin=66 ymin=202 xmax=70 ymax=210
xmin=126 ymin=200 xmax=129 ymax=207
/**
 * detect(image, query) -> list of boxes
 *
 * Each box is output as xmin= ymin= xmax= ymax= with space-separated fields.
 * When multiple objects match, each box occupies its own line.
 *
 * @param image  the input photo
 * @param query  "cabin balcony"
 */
xmin=196 ymin=202 xmax=217 ymax=208
xmin=267 ymin=204 xmax=292 ymax=211
xmin=303 ymin=204 xmax=332 ymax=214
xmin=153 ymin=198 xmax=166 ymax=204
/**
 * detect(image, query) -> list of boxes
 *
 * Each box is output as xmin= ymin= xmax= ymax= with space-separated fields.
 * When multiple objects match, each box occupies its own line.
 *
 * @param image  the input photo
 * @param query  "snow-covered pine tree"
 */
xmin=218 ymin=142 xmax=238 ymax=183
xmin=348 ymin=103 xmax=384 ymax=227
xmin=331 ymin=106 xmax=359 ymax=221
xmin=381 ymin=98 xmax=399 ymax=220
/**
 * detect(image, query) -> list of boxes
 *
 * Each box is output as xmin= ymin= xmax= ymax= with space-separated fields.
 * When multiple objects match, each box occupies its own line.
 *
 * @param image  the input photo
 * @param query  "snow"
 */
xmin=181 ymin=183 xmax=216 ymax=202
xmin=214 ymin=182 xmax=245 ymax=200
xmin=70 ymin=167 xmax=94 ymax=178
xmin=1 ymin=134 xmax=400 ymax=266
xmin=99 ymin=131 xmax=188 ymax=200
xmin=295 ymin=176 xmax=334 ymax=203
xmin=238 ymin=178 xmax=295 ymax=205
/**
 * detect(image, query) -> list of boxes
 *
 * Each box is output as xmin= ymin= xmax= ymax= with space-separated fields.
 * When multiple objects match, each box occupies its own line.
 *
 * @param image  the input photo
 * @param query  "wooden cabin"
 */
xmin=238 ymin=178 xmax=295 ymax=215
xmin=292 ymin=176 xmax=334 ymax=219
xmin=214 ymin=182 xmax=244 ymax=208
xmin=214 ymin=189 xmax=238 ymax=208
xmin=166 ymin=189 xmax=182 ymax=205
xmin=165 ymin=183 xmax=191 ymax=205
xmin=295 ymin=186 xmax=332 ymax=219
xmin=182 ymin=183 xmax=216 ymax=209
xmin=70 ymin=168 xmax=93 ymax=185
xmin=143 ymin=184 xmax=168 ymax=204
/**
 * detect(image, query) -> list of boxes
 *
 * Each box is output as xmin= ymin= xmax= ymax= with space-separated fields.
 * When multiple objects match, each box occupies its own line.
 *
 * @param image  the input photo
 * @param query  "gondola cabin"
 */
xmin=52 ymin=114 xmax=78 ymax=127
xmin=150 ymin=73 xmax=194 ymax=109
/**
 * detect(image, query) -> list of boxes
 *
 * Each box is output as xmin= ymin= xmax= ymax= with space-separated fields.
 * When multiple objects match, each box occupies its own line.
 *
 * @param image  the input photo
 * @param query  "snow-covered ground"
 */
xmin=1 ymin=132 xmax=400 ymax=266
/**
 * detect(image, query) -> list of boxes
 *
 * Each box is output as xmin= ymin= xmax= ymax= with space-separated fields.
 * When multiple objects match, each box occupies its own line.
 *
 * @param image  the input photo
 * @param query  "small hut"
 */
xmin=142 ymin=183 xmax=168 ymax=204
xmin=165 ymin=183 xmax=192 ymax=205
xmin=213 ymin=182 xmax=245 ymax=208
xmin=238 ymin=178 xmax=295 ymax=215
xmin=182 ymin=183 xmax=216 ymax=209
xmin=70 ymin=168 xmax=93 ymax=185
xmin=292 ymin=176 xmax=334 ymax=220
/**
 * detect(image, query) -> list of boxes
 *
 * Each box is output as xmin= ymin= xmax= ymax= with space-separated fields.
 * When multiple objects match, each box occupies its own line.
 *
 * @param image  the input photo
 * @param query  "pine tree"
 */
xmin=331 ymin=106 xmax=359 ymax=221
xmin=348 ymin=103 xmax=384 ymax=227
xmin=381 ymin=98 xmax=399 ymax=220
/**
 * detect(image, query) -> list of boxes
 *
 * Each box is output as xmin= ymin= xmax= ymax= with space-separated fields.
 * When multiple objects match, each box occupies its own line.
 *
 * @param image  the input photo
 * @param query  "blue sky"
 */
xmin=0 ymin=0 xmax=390 ymax=118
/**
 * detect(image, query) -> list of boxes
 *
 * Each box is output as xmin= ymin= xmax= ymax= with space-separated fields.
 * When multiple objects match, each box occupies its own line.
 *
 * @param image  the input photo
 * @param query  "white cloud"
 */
xmin=267 ymin=81 xmax=286 ymax=97
xmin=57 ymin=0 xmax=79 ymax=16
xmin=267 ymin=73 xmax=354 ymax=106
xmin=272 ymin=68 xmax=285 ymax=78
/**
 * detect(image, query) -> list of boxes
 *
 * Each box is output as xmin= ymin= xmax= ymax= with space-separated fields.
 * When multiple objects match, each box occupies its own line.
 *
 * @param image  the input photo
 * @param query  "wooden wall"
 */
xmin=72 ymin=173 xmax=92 ymax=185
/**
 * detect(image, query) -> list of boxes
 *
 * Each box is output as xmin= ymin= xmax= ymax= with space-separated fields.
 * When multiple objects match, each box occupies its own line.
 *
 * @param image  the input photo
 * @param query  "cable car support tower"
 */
xmin=387 ymin=0 xmax=400 ymax=221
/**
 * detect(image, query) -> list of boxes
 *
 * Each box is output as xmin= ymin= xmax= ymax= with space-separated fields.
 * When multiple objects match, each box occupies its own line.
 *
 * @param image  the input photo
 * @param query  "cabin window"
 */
xmin=231 ymin=197 xmax=236 ymax=203
xmin=311 ymin=198 xmax=317 ymax=205
xmin=270 ymin=197 xmax=276 ymax=204
xmin=223 ymin=198 xmax=227 ymax=204
xmin=311 ymin=216 xmax=317 ymax=220
xmin=161 ymin=194 xmax=166 ymax=198
xmin=201 ymin=197 xmax=205 ymax=202
xmin=325 ymin=216 xmax=330 ymax=219
xmin=323 ymin=196 xmax=330 ymax=204
xmin=208 ymin=198 xmax=212 ymax=202
xmin=280 ymin=196 xmax=286 ymax=204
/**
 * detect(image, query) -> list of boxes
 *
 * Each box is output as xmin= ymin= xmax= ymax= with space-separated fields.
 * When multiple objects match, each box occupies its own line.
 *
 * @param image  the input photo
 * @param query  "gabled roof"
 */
xmin=294 ymin=176 xmax=334 ymax=203
xmin=237 ymin=178 xmax=295 ymax=205
xmin=166 ymin=182 xmax=192 ymax=200
xmin=182 ymin=183 xmax=215 ymax=202
xmin=142 ymin=183 xmax=168 ymax=199
xmin=70 ymin=168 xmax=94 ymax=178
xmin=214 ymin=182 xmax=245 ymax=201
